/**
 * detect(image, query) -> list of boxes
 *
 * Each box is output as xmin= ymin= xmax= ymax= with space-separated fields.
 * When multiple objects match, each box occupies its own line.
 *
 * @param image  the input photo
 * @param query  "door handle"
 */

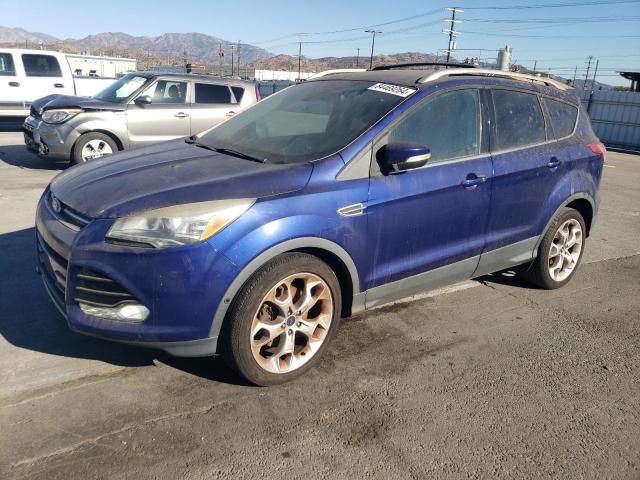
xmin=174 ymin=112 xmax=189 ymax=118
xmin=8 ymin=81 xmax=19 ymax=87
xmin=462 ymin=174 xmax=487 ymax=188
xmin=53 ymin=83 xmax=64 ymax=88
xmin=547 ymin=157 xmax=561 ymax=169
xmin=225 ymin=111 xmax=236 ymax=117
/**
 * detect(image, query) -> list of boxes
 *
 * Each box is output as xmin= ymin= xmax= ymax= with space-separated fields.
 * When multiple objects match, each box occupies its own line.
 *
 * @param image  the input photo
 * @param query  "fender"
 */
xmin=208 ymin=237 xmax=362 ymax=339
xmin=74 ymin=113 xmax=128 ymax=149
xmin=534 ymin=191 xmax=596 ymax=251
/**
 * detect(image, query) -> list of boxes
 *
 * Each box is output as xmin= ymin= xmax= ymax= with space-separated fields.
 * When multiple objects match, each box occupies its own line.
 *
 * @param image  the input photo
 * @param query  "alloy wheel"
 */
xmin=250 ymin=272 xmax=333 ymax=374
xmin=548 ymin=218 xmax=583 ymax=282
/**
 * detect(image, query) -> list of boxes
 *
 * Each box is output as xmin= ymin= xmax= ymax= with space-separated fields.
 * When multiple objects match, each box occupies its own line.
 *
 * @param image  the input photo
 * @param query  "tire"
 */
xmin=72 ymin=132 xmax=117 ymax=164
xmin=522 ymin=207 xmax=586 ymax=289
xmin=221 ymin=252 xmax=342 ymax=386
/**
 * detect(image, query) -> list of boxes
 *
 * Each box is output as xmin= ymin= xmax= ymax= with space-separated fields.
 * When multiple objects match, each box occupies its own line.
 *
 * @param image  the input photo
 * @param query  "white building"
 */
xmin=66 ymin=53 xmax=137 ymax=78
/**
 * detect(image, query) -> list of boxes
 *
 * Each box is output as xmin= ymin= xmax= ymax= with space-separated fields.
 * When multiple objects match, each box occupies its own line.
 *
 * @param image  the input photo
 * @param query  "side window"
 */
xmin=21 ymin=54 xmax=62 ymax=77
xmin=231 ymin=86 xmax=245 ymax=102
xmin=0 ymin=53 xmax=16 ymax=76
xmin=139 ymin=80 xmax=187 ymax=104
xmin=195 ymin=83 xmax=232 ymax=104
xmin=544 ymin=97 xmax=578 ymax=139
xmin=493 ymin=90 xmax=546 ymax=150
xmin=388 ymin=89 xmax=480 ymax=163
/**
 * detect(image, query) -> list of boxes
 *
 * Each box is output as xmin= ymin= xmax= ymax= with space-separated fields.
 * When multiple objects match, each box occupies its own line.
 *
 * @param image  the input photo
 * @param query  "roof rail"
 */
xmin=371 ymin=62 xmax=475 ymax=71
xmin=419 ymin=68 xmax=571 ymax=90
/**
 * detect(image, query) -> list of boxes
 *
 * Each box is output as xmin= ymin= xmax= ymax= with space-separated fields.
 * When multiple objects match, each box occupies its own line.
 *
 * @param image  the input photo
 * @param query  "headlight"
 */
xmin=42 ymin=109 xmax=82 ymax=124
xmin=106 ymin=198 xmax=255 ymax=248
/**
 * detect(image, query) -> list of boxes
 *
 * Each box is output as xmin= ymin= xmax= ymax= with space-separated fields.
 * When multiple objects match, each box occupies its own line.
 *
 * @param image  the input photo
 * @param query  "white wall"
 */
xmin=254 ymin=69 xmax=315 ymax=81
xmin=66 ymin=55 xmax=137 ymax=78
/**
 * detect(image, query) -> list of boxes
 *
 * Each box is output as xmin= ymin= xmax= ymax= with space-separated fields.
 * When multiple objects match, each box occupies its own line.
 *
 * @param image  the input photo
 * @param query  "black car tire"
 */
xmin=72 ymin=132 xmax=117 ymax=164
xmin=221 ymin=252 xmax=342 ymax=386
xmin=522 ymin=207 xmax=587 ymax=289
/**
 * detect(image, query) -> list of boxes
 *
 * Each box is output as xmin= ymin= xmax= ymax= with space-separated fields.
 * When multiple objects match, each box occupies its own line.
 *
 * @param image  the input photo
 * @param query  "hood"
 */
xmin=31 ymin=94 xmax=126 ymax=115
xmin=50 ymin=140 xmax=314 ymax=218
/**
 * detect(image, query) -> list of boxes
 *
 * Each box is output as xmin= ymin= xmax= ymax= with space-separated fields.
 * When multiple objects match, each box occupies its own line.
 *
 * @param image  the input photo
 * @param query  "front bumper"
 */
xmin=24 ymin=116 xmax=80 ymax=161
xmin=35 ymin=194 xmax=239 ymax=356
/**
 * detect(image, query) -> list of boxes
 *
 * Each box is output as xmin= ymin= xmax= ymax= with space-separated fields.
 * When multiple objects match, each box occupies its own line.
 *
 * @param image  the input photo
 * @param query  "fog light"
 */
xmin=79 ymin=303 xmax=150 ymax=322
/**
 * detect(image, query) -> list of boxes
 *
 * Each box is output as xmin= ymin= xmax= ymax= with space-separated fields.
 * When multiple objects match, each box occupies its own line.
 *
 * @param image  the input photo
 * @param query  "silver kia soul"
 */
xmin=23 ymin=72 xmax=260 ymax=164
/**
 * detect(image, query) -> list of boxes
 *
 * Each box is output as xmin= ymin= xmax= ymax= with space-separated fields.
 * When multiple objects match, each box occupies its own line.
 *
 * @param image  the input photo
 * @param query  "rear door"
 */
xmin=189 ymin=82 xmax=238 ymax=136
xmin=365 ymin=88 xmax=492 ymax=302
xmin=482 ymin=88 xmax=559 ymax=255
xmin=19 ymin=53 xmax=73 ymax=101
xmin=0 ymin=52 xmax=23 ymax=115
xmin=127 ymin=78 xmax=191 ymax=146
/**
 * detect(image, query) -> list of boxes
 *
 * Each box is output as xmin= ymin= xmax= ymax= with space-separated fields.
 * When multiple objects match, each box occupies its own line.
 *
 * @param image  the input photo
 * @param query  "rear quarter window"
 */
xmin=0 ymin=53 xmax=16 ymax=76
xmin=21 ymin=54 xmax=62 ymax=77
xmin=195 ymin=83 xmax=232 ymax=104
xmin=493 ymin=89 xmax=546 ymax=150
xmin=231 ymin=86 xmax=245 ymax=102
xmin=544 ymin=97 xmax=578 ymax=139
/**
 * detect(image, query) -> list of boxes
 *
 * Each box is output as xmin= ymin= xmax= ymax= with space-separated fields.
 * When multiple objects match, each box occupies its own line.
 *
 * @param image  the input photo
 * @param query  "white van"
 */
xmin=0 ymin=48 xmax=116 ymax=118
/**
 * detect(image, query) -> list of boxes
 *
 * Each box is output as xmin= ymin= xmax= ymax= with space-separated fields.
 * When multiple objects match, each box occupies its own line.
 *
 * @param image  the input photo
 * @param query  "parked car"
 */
xmin=23 ymin=72 xmax=260 ymax=163
xmin=35 ymin=65 xmax=605 ymax=385
xmin=0 ymin=48 xmax=115 ymax=118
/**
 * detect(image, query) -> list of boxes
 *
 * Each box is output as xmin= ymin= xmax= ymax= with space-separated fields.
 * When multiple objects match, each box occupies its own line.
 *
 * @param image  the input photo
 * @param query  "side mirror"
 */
xmin=377 ymin=142 xmax=431 ymax=174
xmin=134 ymin=95 xmax=152 ymax=106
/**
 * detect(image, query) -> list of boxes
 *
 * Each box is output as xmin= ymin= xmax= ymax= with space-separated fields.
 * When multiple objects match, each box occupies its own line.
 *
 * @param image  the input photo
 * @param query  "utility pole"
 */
xmin=533 ymin=60 xmax=537 ymax=72
xmin=444 ymin=7 xmax=463 ymax=65
xmin=356 ymin=48 xmax=360 ymax=67
xmin=237 ymin=41 xmax=241 ymax=78
xmin=183 ymin=48 xmax=187 ymax=73
xmin=218 ymin=43 xmax=224 ymax=76
xmin=230 ymin=45 xmax=235 ymax=76
xmin=297 ymin=41 xmax=303 ymax=81
xmin=591 ymin=59 xmax=599 ymax=91
xmin=583 ymin=55 xmax=593 ymax=91
xmin=572 ymin=65 xmax=578 ymax=85
xmin=365 ymin=30 xmax=382 ymax=70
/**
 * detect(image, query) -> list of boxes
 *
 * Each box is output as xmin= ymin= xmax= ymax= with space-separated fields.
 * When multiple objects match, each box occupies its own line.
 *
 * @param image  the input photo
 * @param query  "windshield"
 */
xmin=93 ymin=74 xmax=151 ymax=103
xmin=198 ymin=80 xmax=414 ymax=164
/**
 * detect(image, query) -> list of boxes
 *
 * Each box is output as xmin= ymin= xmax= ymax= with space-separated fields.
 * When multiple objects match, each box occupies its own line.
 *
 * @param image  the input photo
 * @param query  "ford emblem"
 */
xmin=51 ymin=195 xmax=62 ymax=214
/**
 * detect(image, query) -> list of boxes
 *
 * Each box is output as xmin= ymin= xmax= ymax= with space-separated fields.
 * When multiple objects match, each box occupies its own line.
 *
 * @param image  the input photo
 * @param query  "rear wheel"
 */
xmin=222 ymin=253 xmax=342 ymax=386
xmin=72 ymin=132 xmax=117 ymax=164
xmin=523 ymin=207 xmax=586 ymax=289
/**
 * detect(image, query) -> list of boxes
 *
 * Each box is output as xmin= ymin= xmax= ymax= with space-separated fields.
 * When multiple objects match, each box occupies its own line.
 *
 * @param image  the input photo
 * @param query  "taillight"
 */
xmin=588 ymin=141 xmax=606 ymax=160
xmin=255 ymin=86 xmax=261 ymax=102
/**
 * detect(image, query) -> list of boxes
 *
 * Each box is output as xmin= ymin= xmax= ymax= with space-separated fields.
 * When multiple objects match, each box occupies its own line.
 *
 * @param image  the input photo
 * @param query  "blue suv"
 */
xmin=36 ymin=65 xmax=605 ymax=385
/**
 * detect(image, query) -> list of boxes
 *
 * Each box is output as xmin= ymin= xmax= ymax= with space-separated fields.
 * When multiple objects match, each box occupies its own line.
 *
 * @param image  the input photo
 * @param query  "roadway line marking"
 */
xmin=604 ymin=164 xmax=617 ymax=168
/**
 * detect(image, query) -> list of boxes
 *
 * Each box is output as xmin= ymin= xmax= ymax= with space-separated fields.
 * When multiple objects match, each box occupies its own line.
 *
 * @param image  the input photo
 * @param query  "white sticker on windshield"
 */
xmin=367 ymin=83 xmax=416 ymax=97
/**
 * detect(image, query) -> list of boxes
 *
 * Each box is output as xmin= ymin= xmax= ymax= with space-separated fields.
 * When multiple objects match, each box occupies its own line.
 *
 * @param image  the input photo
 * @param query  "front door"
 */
xmin=365 ymin=88 xmax=492 ymax=307
xmin=127 ymin=79 xmax=191 ymax=147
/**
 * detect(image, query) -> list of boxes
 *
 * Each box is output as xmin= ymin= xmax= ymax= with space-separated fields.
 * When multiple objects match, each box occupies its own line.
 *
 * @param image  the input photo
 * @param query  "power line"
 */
xmin=464 ymin=0 xmax=640 ymax=9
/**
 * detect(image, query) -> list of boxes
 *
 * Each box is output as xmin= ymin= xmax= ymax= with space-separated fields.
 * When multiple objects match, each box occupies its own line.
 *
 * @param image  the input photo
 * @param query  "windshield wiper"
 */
xmin=185 ymin=138 xmax=268 ymax=163
xmin=212 ymin=147 xmax=269 ymax=164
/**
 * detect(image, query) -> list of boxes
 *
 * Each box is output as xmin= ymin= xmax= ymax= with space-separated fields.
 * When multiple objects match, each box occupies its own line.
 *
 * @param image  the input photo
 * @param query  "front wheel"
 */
xmin=222 ymin=253 xmax=342 ymax=386
xmin=72 ymin=132 xmax=117 ymax=164
xmin=522 ymin=207 xmax=586 ymax=289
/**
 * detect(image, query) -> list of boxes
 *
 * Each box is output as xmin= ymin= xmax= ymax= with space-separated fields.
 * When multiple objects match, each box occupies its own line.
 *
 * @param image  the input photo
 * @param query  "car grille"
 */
xmin=74 ymin=268 xmax=138 ymax=308
xmin=45 ymin=191 xmax=91 ymax=231
xmin=36 ymin=231 xmax=68 ymax=314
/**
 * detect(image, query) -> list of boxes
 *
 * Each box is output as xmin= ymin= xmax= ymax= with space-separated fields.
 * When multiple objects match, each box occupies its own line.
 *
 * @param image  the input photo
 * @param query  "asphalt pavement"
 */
xmin=0 ymin=128 xmax=638 ymax=479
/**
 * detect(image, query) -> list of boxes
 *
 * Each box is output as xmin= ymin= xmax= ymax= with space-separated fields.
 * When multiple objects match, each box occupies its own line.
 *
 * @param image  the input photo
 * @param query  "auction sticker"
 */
xmin=367 ymin=83 xmax=416 ymax=97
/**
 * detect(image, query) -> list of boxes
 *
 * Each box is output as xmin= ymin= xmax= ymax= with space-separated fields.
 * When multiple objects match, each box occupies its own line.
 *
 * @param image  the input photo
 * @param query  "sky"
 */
xmin=1 ymin=0 xmax=639 ymax=86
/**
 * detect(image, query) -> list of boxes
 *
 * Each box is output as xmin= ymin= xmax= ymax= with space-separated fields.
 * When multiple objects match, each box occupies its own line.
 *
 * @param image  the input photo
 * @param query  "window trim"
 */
xmin=540 ymin=95 xmax=579 ymax=142
xmin=192 ymin=82 xmax=235 ymax=105
xmin=132 ymin=78 xmax=189 ymax=105
xmin=368 ymin=86 xmax=485 ymax=177
xmin=0 ymin=52 xmax=16 ymax=76
xmin=21 ymin=53 xmax=63 ymax=78
xmin=489 ymin=87 xmax=548 ymax=154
